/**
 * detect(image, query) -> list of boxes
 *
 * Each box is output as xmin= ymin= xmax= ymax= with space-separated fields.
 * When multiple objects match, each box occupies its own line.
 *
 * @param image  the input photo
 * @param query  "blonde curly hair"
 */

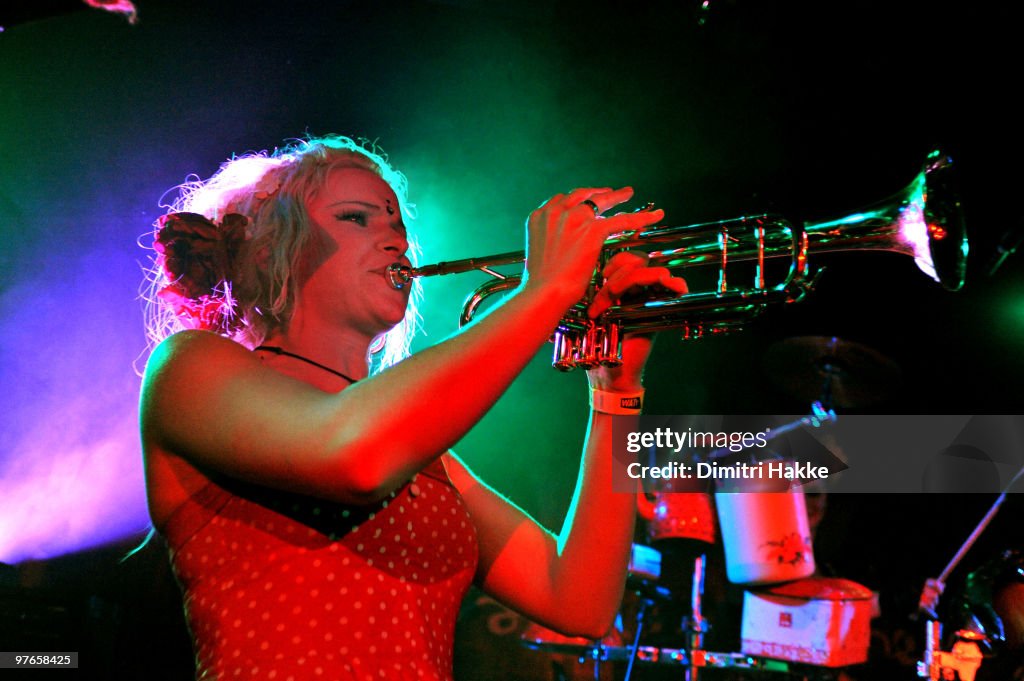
xmin=143 ymin=135 xmax=420 ymax=372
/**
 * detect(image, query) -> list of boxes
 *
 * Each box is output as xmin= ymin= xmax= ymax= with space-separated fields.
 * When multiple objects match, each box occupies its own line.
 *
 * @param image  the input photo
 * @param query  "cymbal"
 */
xmin=763 ymin=336 xmax=902 ymax=408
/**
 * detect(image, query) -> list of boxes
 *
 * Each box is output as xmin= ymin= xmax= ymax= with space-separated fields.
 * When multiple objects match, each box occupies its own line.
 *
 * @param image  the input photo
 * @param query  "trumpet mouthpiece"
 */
xmin=386 ymin=262 xmax=413 ymax=290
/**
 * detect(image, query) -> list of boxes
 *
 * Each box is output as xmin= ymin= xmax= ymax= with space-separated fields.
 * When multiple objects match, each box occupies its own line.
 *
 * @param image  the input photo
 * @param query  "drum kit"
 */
xmin=515 ymin=337 xmax=1023 ymax=681
xmin=520 ymin=336 xmax=881 ymax=681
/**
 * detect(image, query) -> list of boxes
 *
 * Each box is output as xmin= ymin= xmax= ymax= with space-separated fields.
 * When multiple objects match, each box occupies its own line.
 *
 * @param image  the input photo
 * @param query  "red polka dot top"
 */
xmin=164 ymin=458 xmax=479 ymax=680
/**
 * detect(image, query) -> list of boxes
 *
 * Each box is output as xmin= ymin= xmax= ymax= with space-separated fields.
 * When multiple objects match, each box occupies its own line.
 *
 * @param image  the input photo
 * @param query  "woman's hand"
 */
xmin=520 ymin=187 xmax=665 ymax=310
xmin=586 ymin=251 xmax=687 ymax=392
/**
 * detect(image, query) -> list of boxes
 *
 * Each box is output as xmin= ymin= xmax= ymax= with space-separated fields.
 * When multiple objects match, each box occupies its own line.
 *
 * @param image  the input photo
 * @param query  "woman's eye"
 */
xmin=337 ymin=211 xmax=368 ymax=226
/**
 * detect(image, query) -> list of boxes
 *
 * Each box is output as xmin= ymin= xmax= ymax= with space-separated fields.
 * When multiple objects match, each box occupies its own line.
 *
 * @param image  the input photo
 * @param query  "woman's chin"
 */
xmin=374 ymin=306 xmax=409 ymax=334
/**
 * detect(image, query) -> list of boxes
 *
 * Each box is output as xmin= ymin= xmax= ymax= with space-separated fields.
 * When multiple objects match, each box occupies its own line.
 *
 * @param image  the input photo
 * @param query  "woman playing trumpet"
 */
xmin=139 ymin=134 xmax=686 ymax=680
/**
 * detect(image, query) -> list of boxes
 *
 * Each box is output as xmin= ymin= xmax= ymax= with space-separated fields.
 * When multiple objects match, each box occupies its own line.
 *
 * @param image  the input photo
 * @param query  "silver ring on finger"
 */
xmin=580 ymin=199 xmax=601 ymax=216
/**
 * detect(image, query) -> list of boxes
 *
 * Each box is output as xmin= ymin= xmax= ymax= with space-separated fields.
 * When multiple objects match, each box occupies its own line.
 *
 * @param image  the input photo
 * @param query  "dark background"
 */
xmin=1 ymin=1 xmax=1021 ymax=678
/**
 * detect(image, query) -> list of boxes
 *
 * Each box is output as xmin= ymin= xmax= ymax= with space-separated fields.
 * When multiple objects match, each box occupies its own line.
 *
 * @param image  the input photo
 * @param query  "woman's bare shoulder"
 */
xmin=140 ymin=331 xmax=255 ymax=428
xmin=146 ymin=330 xmax=249 ymax=372
xmin=143 ymin=329 xmax=252 ymax=382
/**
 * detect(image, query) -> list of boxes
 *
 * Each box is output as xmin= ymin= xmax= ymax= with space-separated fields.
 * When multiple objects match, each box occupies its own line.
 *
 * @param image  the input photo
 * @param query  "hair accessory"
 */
xmin=154 ymin=212 xmax=248 ymax=332
xmin=255 ymin=346 xmax=359 ymax=384
xmin=580 ymin=199 xmax=601 ymax=216
xmin=589 ymin=387 xmax=645 ymax=415
xmin=218 ymin=170 xmax=284 ymax=224
xmin=251 ymin=170 xmax=283 ymax=202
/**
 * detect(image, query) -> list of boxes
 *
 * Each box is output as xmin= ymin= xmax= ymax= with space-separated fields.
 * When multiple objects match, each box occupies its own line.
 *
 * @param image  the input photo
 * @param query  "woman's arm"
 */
xmin=448 ymin=254 xmax=686 ymax=638
xmin=141 ymin=187 xmax=663 ymax=505
xmin=445 ymin=406 xmax=637 ymax=639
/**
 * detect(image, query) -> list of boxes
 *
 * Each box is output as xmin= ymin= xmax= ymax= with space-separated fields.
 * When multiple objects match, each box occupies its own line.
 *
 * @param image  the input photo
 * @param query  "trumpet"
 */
xmin=387 ymin=151 xmax=967 ymax=370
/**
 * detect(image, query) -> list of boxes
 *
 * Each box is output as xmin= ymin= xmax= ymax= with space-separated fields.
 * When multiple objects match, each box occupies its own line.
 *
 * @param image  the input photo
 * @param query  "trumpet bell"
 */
xmin=605 ymin=149 xmax=968 ymax=342
xmin=804 ymin=149 xmax=967 ymax=292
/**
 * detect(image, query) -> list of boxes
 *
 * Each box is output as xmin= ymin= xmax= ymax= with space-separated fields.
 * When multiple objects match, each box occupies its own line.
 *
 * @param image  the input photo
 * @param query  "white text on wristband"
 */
xmin=590 ymin=388 xmax=645 ymax=415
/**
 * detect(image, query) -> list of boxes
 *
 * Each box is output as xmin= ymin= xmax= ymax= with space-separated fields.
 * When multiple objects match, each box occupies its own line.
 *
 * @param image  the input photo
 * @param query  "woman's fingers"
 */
xmin=588 ymin=254 xmax=688 ymax=318
xmin=600 ymin=250 xmax=649 ymax=281
xmin=524 ymin=186 xmax=671 ymax=311
xmin=558 ymin=186 xmax=633 ymax=215
xmin=525 ymin=187 xmax=641 ymax=305
xmin=596 ymin=205 xmax=663 ymax=237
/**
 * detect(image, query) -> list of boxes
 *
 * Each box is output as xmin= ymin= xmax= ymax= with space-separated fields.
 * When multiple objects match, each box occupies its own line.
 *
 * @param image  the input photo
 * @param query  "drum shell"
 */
xmin=740 ymin=577 xmax=873 ymax=667
xmin=644 ymin=488 xmax=716 ymax=544
xmin=715 ymin=484 xmax=815 ymax=585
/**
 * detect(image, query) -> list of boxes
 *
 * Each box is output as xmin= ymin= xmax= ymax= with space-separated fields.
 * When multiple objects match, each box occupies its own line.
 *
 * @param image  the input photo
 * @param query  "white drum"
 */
xmin=715 ymin=468 xmax=815 ymax=585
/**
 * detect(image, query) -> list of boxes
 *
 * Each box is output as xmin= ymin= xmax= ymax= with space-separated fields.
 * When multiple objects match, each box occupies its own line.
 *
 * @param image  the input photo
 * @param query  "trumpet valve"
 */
xmin=573 ymin=325 xmax=603 ymax=370
xmin=599 ymin=322 xmax=623 ymax=368
xmin=552 ymin=331 xmax=577 ymax=372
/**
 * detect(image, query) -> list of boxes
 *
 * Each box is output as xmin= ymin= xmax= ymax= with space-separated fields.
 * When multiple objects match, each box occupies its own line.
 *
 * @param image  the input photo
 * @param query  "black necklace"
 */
xmin=255 ymin=346 xmax=360 ymax=384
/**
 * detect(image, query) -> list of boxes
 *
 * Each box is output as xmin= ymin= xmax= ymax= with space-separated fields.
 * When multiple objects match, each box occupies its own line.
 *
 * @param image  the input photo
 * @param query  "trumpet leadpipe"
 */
xmin=386 ymin=250 xmax=525 ymax=289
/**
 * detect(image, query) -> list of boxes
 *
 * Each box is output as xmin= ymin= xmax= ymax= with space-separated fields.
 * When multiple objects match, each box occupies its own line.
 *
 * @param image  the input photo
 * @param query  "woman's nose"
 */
xmin=380 ymin=225 xmax=409 ymax=256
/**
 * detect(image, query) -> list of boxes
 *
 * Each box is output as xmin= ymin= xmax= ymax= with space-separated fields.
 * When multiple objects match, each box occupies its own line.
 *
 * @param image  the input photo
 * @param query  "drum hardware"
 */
xmin=388 ymin=151 xmax=966 ymax=370
xmin=763 ymin=336 xmax=902 ymax=409
xmin=519 ymin=615 xmax=626 ymax=681
xmin=627 ymin=543 xmax=663 ymax=582
xmin=523 ymin=549 xmax=816 ymax=677
xmin=624 ymin=581 xmax=658 ymax=681
xmin=625 ymin=575 xmax=674 ymax=604
xmin=520 ymin=638 xmax=797 ymax=670
xmin=672 ymin=557 xmax=870 ymax=679
xmin=678 ymin=554 xmax=709 ymax=681
xmin=708 ymin=402 xmax=837 ymax=458
xmin=520 ymin=639 xmax=806 ymax=673
xmin=917 ymin=465 xmax=1024 ymax=680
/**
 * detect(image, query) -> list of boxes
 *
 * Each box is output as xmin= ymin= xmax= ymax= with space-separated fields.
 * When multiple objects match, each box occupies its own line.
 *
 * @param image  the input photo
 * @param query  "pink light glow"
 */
xmin=0 ymin=417 xmax=147 ymax=564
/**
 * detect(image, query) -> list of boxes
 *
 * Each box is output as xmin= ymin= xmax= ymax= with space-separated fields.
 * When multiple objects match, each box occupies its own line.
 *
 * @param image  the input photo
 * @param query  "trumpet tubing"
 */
xmin=386 ymin=151 xmax=967 ymax=370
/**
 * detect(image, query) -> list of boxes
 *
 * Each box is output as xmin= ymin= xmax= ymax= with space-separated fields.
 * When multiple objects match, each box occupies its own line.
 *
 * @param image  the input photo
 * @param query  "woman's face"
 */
xmin=298 ymin=166 xmax=411 ymax=338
